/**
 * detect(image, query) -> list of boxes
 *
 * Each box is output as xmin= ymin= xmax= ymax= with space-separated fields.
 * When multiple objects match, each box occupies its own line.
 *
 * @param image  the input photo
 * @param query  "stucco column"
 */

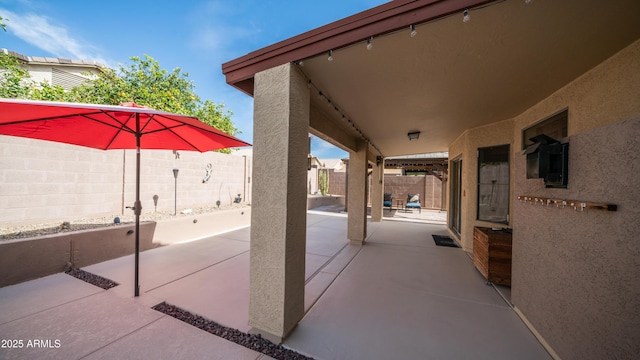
xmin=348 ymin=140 xmax=368 ymax=244
xmin=249 ymin=63 xmax=309 ymax=343
xmin=343 ymin=162 xmax=349 ymax=212
xmin=371 ymin=158 xmax=384 ymax=222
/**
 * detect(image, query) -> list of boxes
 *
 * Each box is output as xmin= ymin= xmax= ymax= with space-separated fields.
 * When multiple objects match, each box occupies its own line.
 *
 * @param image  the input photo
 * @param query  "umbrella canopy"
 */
xmin=0 ymin=98 xmax=251 ymax=297
xmin=0 ymin=99 xmax=249 ymax=151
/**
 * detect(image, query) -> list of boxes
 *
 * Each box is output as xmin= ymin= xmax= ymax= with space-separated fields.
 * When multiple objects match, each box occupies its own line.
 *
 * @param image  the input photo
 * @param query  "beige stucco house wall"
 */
xmin=2 ymin=48 xmax=103 ymax=90
xmin=448 ymin=118 xmax=514 ymax=250
xmin=449 ymin=38 xmax=640 ymax=359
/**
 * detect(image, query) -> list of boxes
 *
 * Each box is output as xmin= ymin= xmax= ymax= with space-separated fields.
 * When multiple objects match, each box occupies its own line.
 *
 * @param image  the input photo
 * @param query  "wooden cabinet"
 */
xmin=473 ymin=227 xmax=512 ymax=286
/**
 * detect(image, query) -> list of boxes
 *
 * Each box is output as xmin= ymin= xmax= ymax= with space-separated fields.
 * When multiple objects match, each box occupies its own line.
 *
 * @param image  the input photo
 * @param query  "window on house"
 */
xmin=477 ymin=145 xmax=509 ymax=224
xmin=449 ymin=157 xmax=462 ymax=236
xmin=522 ymin=109 xmax=568 ymax=149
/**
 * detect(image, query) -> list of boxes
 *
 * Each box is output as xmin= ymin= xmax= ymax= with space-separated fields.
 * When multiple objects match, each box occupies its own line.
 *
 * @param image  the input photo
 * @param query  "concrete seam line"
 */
xmin=304 ymin=242 xmax=349 ymax=285
xmin=303 ymin=245 xmax=364 ymax=315
xmin=143 ymin=250 xmax=250 ymax=293
xmin=0 ymin=289 xmax=103 ymax=326
xmin=77 ymin=316 xmax=165 ymax=359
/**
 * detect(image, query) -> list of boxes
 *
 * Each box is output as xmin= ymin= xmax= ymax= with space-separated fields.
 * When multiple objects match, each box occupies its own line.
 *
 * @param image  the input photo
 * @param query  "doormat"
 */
xmin=432 ymin=235 xmax=460 ymax=248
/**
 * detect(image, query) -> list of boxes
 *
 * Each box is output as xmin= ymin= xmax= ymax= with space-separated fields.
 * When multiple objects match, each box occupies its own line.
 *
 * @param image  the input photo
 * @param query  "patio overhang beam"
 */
xmin=222 ymin=0 xmax=496 ymax=96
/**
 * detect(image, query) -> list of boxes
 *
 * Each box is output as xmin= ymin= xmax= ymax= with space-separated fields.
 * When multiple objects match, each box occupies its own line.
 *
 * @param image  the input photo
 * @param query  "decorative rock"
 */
xmin=152 ymin=302 xmax=312 ymax=360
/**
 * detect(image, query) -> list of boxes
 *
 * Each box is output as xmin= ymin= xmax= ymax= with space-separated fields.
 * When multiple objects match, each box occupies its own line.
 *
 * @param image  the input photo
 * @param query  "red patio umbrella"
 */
xmin=0 ymin=98 xmax=251 ymax=296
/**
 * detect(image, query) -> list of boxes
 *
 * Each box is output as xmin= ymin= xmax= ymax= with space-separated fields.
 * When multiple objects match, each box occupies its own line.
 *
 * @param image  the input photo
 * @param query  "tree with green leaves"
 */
xmin=0 ymin=51 xmax=36 ymax=98
xmin=0 ymin=53 xmax=239 ymax=150
xmin=1 ymin=15 xmax=7 ymax=32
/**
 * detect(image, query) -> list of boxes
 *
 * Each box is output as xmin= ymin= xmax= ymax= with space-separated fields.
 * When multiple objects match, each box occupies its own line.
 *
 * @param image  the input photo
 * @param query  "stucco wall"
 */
xmin=509 ymin=39 xmax=640 ymax=359
xmin=512 ymin=118 xmax=639 ymax=359
xmin=448 ymin=118 xmax=514 ymax=251
xmin=0 ymin=137 xmax=251 ymax=225
xmin=446 ymin=38 xmax=640 ymax=359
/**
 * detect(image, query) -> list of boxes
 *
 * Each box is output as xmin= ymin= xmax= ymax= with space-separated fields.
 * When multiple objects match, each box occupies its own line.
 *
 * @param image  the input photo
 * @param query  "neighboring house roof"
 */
xmin=309 ymin=156 xmax=323 ymax=168
xmin=320 ymin=158 xmax=345 ymax=171
xmin=2 ymin=48 xmax=105 ymax=90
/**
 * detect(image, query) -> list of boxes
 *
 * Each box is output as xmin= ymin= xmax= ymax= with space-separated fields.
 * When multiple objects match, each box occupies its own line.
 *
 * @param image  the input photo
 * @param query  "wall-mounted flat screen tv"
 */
xmin=525 ymin=135 xmax=568 ymax=188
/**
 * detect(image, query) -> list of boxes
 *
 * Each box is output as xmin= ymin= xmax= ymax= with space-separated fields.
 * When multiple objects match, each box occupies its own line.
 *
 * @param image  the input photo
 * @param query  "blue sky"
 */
xmin=0 ymin=0 xmax=387 ymax=159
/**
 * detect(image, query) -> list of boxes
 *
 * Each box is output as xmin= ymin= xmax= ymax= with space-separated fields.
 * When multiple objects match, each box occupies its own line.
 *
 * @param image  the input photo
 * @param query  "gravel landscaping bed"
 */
xmin=0 ymin=203 xmax=249 ymax=241
xmin=65 ymin=268 xmax=119 ymax=290
xmin=153 ymin=302 xmax=312 ymax=360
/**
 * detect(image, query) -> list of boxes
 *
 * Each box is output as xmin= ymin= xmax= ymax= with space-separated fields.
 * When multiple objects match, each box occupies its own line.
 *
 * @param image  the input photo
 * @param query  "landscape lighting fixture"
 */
xmin=408 ymin=131 xmax=420 ymax=141
xmin=463 ymin=9 xmax=470 ymax=23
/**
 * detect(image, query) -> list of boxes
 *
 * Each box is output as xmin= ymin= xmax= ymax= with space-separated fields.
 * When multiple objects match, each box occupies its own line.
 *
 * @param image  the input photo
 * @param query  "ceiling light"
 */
xmin=408 ymin=131 xmax=420 ymax=141
xmin=328 ymin=50 xmax=333 ymax=61
xmin=367 ymin=37 xmax=373 ymax=50
xmin=463 ymin=9 xmax=470 ymax=23
xmin=410 ymin=25 xmax=417 ymax=37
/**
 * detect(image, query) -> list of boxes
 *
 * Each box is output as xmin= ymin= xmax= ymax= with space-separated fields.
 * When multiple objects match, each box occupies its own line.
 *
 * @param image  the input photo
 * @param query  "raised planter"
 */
xmin=152 ymin=208 xmax=251 ymax=245
xmin=307 ymin=195 xmax=345 ymax=210
xmin=0 ymin=222 xmax=156 ymax=288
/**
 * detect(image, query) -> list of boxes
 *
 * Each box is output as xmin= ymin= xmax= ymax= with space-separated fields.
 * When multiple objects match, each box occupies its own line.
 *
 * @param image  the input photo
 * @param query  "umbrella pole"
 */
xmin=134 ymin=115 xmax=142 ymax=297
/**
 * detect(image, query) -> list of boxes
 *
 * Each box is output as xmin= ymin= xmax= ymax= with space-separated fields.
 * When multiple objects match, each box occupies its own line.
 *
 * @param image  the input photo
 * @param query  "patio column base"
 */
xmin=249 ymin=325 xmax=296 ymax=345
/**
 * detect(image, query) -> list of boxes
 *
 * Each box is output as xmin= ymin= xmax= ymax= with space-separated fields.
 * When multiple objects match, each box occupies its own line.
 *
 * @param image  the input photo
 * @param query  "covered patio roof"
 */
xmin=223 ymin=0 xmax=640 ymax=156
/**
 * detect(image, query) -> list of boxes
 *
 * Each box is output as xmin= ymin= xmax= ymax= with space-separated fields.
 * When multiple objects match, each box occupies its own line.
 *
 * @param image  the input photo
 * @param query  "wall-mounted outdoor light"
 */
xmin=408 ymin=131 xmax=420 ymax=141
xmin=173 ymin=168 xmax=179 ymax=215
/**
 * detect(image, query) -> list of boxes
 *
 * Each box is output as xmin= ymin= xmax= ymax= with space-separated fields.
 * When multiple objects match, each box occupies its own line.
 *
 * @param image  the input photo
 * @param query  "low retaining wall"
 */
xmin=152 ymin=208 xmax=251 ymax=245
xmin=0 ymin=222 xmax=156 ymax=288
xmin=307 ymin=195 xmax=345 ymax=210
xmin=0 ymin=208 xmax=252 ymax=287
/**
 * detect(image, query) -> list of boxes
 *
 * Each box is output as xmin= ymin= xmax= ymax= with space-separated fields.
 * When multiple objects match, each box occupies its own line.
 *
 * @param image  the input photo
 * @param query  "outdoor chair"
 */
xmin=383 ymin=193 xmax=393 ymax=211
xmin=405 ymin=193 xmax=421 ymax=213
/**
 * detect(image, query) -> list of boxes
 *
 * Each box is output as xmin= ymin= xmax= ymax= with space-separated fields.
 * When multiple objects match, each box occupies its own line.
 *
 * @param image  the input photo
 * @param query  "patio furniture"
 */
xmin=405 ymin=193 xmax=421 ymax=213
xmin=383 ymin=193 xmax=393 ymax=211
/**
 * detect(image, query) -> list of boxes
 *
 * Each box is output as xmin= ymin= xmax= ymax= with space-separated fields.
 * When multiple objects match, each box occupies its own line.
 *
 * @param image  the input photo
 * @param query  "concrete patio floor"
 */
xmin=0 ymin=212 xmax=550 ymax=359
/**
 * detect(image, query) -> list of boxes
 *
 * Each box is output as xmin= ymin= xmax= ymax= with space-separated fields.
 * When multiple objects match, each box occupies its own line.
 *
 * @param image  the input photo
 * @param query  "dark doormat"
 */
xmin=432 ymin=234 xmax=460 ymax=248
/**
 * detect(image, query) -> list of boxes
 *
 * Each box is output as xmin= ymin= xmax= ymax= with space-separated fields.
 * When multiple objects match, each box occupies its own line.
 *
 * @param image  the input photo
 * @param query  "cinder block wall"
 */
xmin=326 ymin=169 xmax=443 ymax=209
xmin=383 ymin=174 xmax=442 ymax=209
xmin=0 ymin=136 xmax=252 ymax=225
xmin=328 ymin=169 xmax=346 ymax=195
